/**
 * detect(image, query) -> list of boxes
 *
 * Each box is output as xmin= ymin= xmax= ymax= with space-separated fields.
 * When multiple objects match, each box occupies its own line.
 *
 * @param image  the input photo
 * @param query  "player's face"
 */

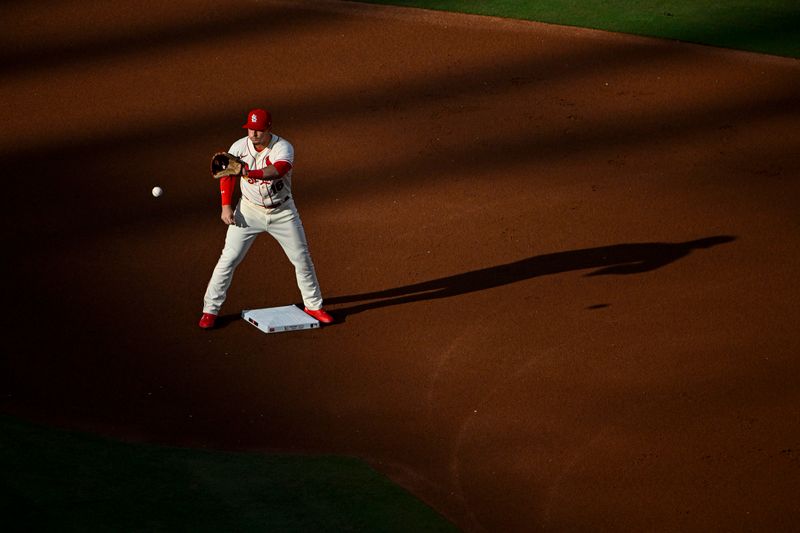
xmin=248 ymin=128 xmax=269 ymax=146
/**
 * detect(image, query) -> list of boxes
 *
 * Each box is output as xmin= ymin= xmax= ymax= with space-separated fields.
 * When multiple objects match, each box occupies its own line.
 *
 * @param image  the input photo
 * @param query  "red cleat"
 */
xmin=198 ymin=312 xmax=217 ymax=329
xmin=304 ymin=307 xmax=334 ymax=324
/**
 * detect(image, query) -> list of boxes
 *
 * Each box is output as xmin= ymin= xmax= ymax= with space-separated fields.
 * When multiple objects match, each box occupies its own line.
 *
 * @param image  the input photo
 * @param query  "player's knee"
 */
xmin=219 ymin=248 xmax=244 ymax=266
xmin=288 ymin=252 xmax=313 ymax=270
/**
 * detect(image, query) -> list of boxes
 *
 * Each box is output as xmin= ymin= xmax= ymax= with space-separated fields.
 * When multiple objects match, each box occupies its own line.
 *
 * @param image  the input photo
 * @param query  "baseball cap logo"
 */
xmin=242 ymin=108 xmax=272 ymax=131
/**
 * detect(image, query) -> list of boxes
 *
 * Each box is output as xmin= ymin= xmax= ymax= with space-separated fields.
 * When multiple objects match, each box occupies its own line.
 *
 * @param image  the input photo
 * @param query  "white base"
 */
xmin=241 ymin=305 xmax=320 ymax=334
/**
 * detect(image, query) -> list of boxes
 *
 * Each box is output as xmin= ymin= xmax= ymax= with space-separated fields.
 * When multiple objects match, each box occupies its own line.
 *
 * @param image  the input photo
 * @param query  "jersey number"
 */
xmin=268 ymin=180 xmax=285 ymax=195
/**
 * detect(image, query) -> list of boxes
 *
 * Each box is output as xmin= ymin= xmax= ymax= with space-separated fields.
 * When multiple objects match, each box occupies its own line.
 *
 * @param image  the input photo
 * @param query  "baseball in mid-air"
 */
xmin=152 ymin=186 xmax=163 ymax=197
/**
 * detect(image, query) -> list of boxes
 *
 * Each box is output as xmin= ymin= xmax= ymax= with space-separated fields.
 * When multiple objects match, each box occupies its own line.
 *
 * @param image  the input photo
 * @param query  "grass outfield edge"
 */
xmin=349 ymin=0 xmax=800 ymax=59
xmin=1 ymin=415 xmax=458 ymax=532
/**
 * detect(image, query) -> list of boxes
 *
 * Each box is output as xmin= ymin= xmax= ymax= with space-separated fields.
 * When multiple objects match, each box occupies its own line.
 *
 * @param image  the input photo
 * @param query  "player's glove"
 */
xmin=211 ymin=152 xmax=246 ymax=179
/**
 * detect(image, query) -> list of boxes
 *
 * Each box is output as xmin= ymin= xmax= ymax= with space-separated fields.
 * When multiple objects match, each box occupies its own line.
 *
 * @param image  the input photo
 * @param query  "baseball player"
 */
xmin=199 ymin=108 xmax=333 ymax=329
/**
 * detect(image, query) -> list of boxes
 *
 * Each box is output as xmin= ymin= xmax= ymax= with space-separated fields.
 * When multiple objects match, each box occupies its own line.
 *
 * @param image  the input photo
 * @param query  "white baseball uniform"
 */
xmin=202 ymin=134 xmax=324 ymax=314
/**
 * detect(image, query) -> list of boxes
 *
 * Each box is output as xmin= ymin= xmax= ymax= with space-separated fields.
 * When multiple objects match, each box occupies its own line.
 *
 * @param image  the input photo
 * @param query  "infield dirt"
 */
xmin=2 ymin=1 xmax=799 ymax=531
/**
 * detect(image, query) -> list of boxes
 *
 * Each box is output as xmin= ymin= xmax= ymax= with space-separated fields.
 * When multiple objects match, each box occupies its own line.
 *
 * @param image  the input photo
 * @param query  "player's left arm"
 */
xmin=245 ymin=141 xmax=294 ymax=180
xmin=245 ymin=161 xmax=291 ymax=180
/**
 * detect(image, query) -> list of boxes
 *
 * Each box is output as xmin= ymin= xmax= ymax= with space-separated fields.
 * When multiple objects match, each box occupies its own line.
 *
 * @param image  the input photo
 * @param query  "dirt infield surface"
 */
xmin=2 ymin=1 xmax=799 ymax=530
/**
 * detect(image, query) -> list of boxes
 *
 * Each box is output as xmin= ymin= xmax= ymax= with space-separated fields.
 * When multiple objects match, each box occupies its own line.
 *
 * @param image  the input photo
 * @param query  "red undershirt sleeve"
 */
xmin=273 ymin=160 xmax=292 ymax=177
xmin=219 ymin=175 xmax=234 ymax=206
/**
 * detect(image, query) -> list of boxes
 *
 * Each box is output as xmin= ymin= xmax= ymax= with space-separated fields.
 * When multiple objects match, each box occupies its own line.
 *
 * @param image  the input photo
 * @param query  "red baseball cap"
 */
xmin=242 ymin=108 xmax=272 ymax=131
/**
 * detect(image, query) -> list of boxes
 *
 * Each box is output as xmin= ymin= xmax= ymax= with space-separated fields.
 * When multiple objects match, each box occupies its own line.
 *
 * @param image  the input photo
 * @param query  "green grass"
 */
xmin=1 ymin=416 xmax=457 ymax=532
xmin=352 ymin=0 xmax=800 ymax=58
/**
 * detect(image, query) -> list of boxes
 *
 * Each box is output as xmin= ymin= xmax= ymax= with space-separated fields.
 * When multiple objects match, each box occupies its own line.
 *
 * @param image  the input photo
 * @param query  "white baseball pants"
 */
xmin=202 ymin=198 xmax=324 ymax=314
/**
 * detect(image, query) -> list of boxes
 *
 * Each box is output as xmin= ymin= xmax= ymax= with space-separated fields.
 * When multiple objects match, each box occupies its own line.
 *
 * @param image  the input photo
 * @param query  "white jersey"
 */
xmin=228 ymin=134 xmax=294 ymax=207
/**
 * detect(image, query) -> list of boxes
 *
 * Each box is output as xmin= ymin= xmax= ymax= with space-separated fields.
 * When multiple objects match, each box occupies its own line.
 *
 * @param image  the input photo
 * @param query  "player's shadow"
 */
xmin=325 ymin=236 xmax=735 ymax=319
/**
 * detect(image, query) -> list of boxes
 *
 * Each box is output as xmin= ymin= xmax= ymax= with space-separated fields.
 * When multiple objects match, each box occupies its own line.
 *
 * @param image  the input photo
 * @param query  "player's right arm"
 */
xmin=219 ymin=139 xmax=246 ymax=225
xmin=220 ymin=202 xmax=235 ymax=225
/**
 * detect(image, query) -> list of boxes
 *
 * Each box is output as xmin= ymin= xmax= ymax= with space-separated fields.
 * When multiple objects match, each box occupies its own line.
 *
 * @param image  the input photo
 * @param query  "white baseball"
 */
xmin=152 ymin=186 xmax=163 ymax=197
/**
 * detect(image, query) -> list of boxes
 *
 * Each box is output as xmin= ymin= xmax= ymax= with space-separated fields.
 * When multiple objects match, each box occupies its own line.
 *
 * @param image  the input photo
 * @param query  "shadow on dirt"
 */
xmin=326 ymin=236 xmax=735 ymax=318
